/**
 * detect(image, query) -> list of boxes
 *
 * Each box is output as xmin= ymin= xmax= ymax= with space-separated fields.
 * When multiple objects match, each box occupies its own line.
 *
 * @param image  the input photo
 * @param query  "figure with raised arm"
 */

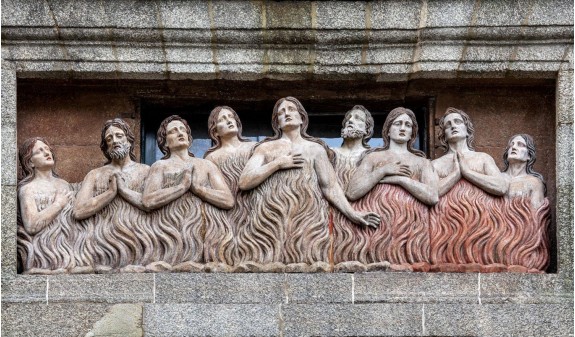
xmin=203 ymin=106 xmax=256 ymax=269
xmin=429 ymin=108 xmax=508 ymax=272
xmin=73 ymin=118 xmax=150 ymax=273
xmin=17 ymin=137 xmax=75 ymax=274
xmin=142 ymin=115 xmax=234 ymax=272
xmin=342 ymin=107 xmax=438 ymax=271
xmin=499 ymin=134 xmax=549 ymax=272
xmin=238 ymin=97 xmax=380 ymax=272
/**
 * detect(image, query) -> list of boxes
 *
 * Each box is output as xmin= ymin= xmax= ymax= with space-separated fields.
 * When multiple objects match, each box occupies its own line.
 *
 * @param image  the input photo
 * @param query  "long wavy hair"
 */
xmin=340 ymin=105 xmax=374 ymax=148
xmin=502 ymin=133 xmax=546 ymax=195
xmin=157 ymin=115 xmax=194 ymax=159
xmin=253 ymin=97 xmax=335 ymax=164
xmin=204 ymin=106 xmax=250 ymax=158
xmin=18 ymin=137 xmax=59 ymax=189
xmin=438 ymin=107 xmax=475 ymax=153
xmin=100 ymin=118 xmax=137 ymax=165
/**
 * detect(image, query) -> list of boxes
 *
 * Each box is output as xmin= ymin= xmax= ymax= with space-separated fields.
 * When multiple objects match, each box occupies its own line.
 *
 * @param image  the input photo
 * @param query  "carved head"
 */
xmin=340 ymin=105 xmax=374 ymax=148
xmin=18 ymin=137 xmax=58 ymax=188
xmin=382 ymin=107 xmax=425 ymax=157
xmin=271 ymin=97 xmax=310 ymax=136
xmin=204 ymin=106 xmax=249 ymax=158
xmin=503 ymin=134 xmax=545 ymax=192
xmin=438 ymin=107 xmax=475 ymax=152
xmin=100 ymin=118 xmax=136 ymax=164
xmin=157 ymin=115 xmax=194 ymax=159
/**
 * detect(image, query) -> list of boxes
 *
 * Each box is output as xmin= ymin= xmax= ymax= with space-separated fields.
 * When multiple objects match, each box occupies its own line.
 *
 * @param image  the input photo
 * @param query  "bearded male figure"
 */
xmin=73 ymin=118 xmax=150 ymax=273
xmin=239 ymin=97 xmax=380 ymax=271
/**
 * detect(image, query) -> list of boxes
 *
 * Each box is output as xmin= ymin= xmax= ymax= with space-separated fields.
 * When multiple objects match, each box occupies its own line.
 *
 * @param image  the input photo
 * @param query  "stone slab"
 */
xmin=316 ymin=1 xmax=365 ymax=29
xmin=371 ymin=0 xmax=422 ymax=30
xmin=266 ymin=1 xmax=312 ymax=29
xmin=285 ymin=273 xmax=352 ymax=304
xmin=1 ymin=0 xmax=55 ymax=27
xmin=47 ymin=273 xmax=154 ymax=303
xmin=48 ymin=0 xmax=106 ymax=27
xmin=103 ymin=0 xmax=159 ymax=28
xmin=355 ymin=272 xmax=478 ymax=303
xmin=211 ymin=1 xmax=263 ymax=29
xmin=557 ymin=70 xmax=574 ymax=123
xmin=1 ymin=275 xmax=46 ymax=303
xmin=424 ymin=303 xmax=574 ymax=336
xmin=426 ymin=0 xmax=476 ymax=28
xmin=480 ymin=273 xmax=572 ymax=304
xmin=155 ymin=273 xmax=285 ymax=304
xmin=143 ymin=304 xmax=280 ymax=336
xmin=85 ymin=303 xmax=143 ymax=337
xmin=475 ymin=0 xmax=533 ymax=26
xmin=283 ymin=303 xmax=422 ymax=336
xmin=1 ymin=185 xmax=17 ymax=277
xmin=529 ymin=0 xmax=574 ymax=25
xmin=556 ymin=123 xmax=574 ymax=277
xmin=158 ymin=1 xmax=210 ymax=29
xmin=366 ymin=46 xmax=413 ymax=64
xmin=1 ymin=302 xmax=111 ymax=337
xmin=1 ymin=61 xmax=17 ymax=186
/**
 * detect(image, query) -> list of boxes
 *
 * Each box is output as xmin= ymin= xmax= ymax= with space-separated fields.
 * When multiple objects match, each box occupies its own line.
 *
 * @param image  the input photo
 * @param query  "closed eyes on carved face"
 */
xmin=105 ymin=126 xmax=129 ymax=151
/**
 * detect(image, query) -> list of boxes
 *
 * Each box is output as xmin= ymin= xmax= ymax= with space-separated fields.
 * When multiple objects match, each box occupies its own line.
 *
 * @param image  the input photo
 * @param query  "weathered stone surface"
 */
xmin=480 ymin=274 xmax=572 ymax=304
xmin=316 ymin=1 xmax=365 ymax=29
xmin=285 ymin=274 xmax=351 ymax=304
xmin=1 ymin=303 xmax=110 ymax=337
xmin=475 ymin=0 xmax=533 ymax=26
xmin=48 ymin=274 xmax=154 ymax=303
xmin=355 ymin=272 xmax=478 ymax=303
xmin=158 ymin=1 xmax=210 ymax=29
xmin=366 ymin=46 xmax=413 ymax=64
xmin=424 ymin=303 xmax=574 ymax=336
xmin=217 ymin=48 xmax=264 ymax=65
xmin=1 ymin=275 xmax=46 ymax=303
xmin=1 ymin=62 xmax=17 ymax=186
xmin=283 ymin=303 xmax=421 ymax=336
xmin=529 ymin=0 xmax=574 ymax=25
xmin=516 ymin=45 xmax=568 ymax=62
xmin=3 ymin=44 xmax=67 ymax=62
xmin=463 ymin=45 xmax=515 ymax=62
xmin=1 ymin=185 xmax=17 ymax=277
xmin=103 ymin=0 xmax=159 ymax=28
xmin=419 ymin=43 xmax=464 ymax=62
xmin=48 ymin=0 xmax=106 ymax=28
xmin=426 ymin=0 xmax=475 ymax=27
xmin=316 ymin=49 xmax=362 ymax=66
xmin=1 ymin=0 xmax=54 ymax=26
xmin=66 ymin=45 xmax=115 ymax=63
xmin=211 ymin=1 xmax=262 ymax=29
xmin=155 ymin=273 xmax=285 ymax=304
xmin=85 ymin=304 xmax=143 ymax=337
xmin=144 ymin=304 xmax=279 ymax=336
xmin=115 ymin=45 xmax=165 ymax=63
xmin=371 ymin=0 xmax=422 ymax=29
xmin=557 ymin=70 xmax=574 ymax=123
xmin=266 ymin=1 xmax=312 ymax=29
xmin=267 ymin=48 xmax=312 ymax=65
xmin=556 ymin=123 xmax=574 ymax=277
xmin=165 ymin=46 xmax=212 ymax=64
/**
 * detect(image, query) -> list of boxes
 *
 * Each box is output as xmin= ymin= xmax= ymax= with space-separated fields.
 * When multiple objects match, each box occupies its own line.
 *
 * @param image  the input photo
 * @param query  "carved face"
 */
xmin=165 ymin=120 xmax=190 ymax=150
xmin=105 ymin=125 xmax=131 ymax=160
xmin=442 ymin=112 xmax=468 ymax=142
xmin=277 ymin=100 xmax=303 ymax=130
xmin=216 ymin=108 xmax=238 ymax=138
xmin=507 ymin=135 xmax=530 ymax=163
xmin=341 ymin=109 xmax=368 ymax=139
xmin=30 ymin=140 xmax=54 ymax=170
xmin=388 ymin=113 xmax=413 ymax=144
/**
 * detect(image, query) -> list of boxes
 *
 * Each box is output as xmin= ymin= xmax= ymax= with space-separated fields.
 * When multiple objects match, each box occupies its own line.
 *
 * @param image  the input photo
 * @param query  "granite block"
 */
xmin=425 ymin=303 xmax=574 ymax=336
xmin=1 ymin=185 xmax=17 ymax=277
xmin=463 ymin=45 xmax=514 ymax=62
xmin=561 ymin=46 xmax=573 ymax=71
xmin=117 ymin=63 xmax=167 ymax=80
xmin=508 ymin=61 xmax=563 ymax=73
xmin=355 ymin=272 xmax=478 ymax=303
xmin=556 ymin=123 xmax=574 ymax=276
xmin=1 ymin=27 xmax=59 ymax=42
xmin=480 ymin=273 xmax=572 ymax=304
xmin=283 ymin=303 xmax=422 ymax=336
xmin=266 ymin=1 xmax=312 ymax=29
xmin=48 ymin=0 xmax=106 ymax=27
xmin=48 ymin=273 xmax=154 ymax=303
xmin=369 ymin=29 xmax=419 ymax=44
xmin=214 ymin=29 xmax=264 ymax=45
xmin=371 ymin=0 xmax=422 ymax=30
xmin=160 ymin=29 xmax=212 ymax=43
xmin=516 ymin=45 xmax=568 ymax=62
xmin=316 ymin=1 xmax=365 ymax=29
xmin=85 ymin=303 xmax=143 ymax=337
xmin=420 ymin=27 xmax=471 ymax=41
xmin=316 ymin=49 xmax=362 ymax=66
xmin=143 ymin=304 xmax=280 ymax=336
xmin=211 ymin=1 xmax=263 ymax=29
xmin=103 ymin=0 xmax=159 ymax=28
xmin=114 ymin=45 xmax=165 ymax=63
xmin=1 ymin=0 xmax=55 ymax=26
xmin=266 ymin=48 xmax=312 ymax=65
xmin=164 ymin=46 xmax=212 ymax=63
xmin=4 ymin=44 xmax=67 ymax=61
xmin=316 ymin=30 xmax=368 ymax=45
xmin=168 ymin=63 xmax=218 ymax=80
xmin=1 ymin=302 xmax=111 ymax=337
xmin=1 ymin=62 xmax=17 ymax=186
xmin=475 ymin=0 xmax=533 ymax=26
xmin=419 ymin=43 xmax=464 ymax=62
xmin=458 ymin=61 xmax=510 ymax=73
xmin=263 ymin=29 xmax=316 ymax=45
xmin=426 ymin=0 xmax=476 ymax=27
xmin=366 ymin=46 xmax=413 ymax=64
xmin=557 ymin=70 xmax=574 ymax=124
xmin=219 ymin=65 xmax=265 ymax=79
xmin=285 ymin=273 xmax=351 ymax=304
xmin=217 ymin=47 xmax=264 ymax=65
xmin=158 ymin=1 xmax=210 ymax=29
xmin=110 ymin=28 xmax=163 ymax=43
xmin=155 ymin=273 xmax=285 ymax=304
xmin=65 ymin=45 xmax=116 ymax=62
xmin=15 ymin=61 xmax=72 ymax=78
xmin=1 ymin=275 xmax=47 ymax=303
xmin=528 ymin=0 xmax=574 ymax=25
xmin=68 ymin=61 xmax=119 ymax=77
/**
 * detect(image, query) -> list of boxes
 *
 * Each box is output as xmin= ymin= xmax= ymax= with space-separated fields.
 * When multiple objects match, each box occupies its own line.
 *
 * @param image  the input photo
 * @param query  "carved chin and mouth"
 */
xmin=341 ymin=126 xmax=367 ymax=139
xmin=108 ymin=143 xmax=130 ymax=160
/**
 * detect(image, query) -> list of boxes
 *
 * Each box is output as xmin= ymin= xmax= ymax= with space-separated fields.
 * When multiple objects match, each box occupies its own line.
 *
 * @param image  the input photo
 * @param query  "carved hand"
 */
xmin=108 ymin=174 xmax=118 ymax=195
xmin=353 ymin=211 xmax=381 ymax=229
xmin=182 ymin=165 xmax=193 ymax=191
xmin=114 ymin=172 xmax=128 ymax=193
xmin=188 ymin=165 xmax=201 ymax=194
xmin=54 ymin=189 xmax=73 ymax=208
xmin=379 ymin=175 xmax=406 ymax=185
xmin=277 ymin=152 xmax=305 ymax=170
xmin=456 ymin=152 xmax=468 ymax=177
xmin=379 ymin=161 xmax=411 ymax=178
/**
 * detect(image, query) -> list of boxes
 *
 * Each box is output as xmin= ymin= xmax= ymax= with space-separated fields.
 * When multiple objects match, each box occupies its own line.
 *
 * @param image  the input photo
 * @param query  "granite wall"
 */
xmin=2 ymin=1 xmax=573 ymax=336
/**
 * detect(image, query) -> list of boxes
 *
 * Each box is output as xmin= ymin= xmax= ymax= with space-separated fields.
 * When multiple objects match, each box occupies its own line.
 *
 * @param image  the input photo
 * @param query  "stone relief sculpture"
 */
xmin=142 ymin=115 xmax=234 ymax=272
xmin=203 ymin=106 xmax=256 ymax=270
xmin=500 ymin=134 xmax=550 ymax=272
xmin=238 ymin=97 xmax=381 ymax=272
xmin=339 ymin=108 xmax=438 ymax=271
xmin=74 ymin=118 xmax=150 ymax=273
xmin=16 ymin=104 xmax=551 ymax=275
xmin=17 ymin=138 xmax=76 ymax=274
xmin=429 ymin=108 xmax=509 ymax=272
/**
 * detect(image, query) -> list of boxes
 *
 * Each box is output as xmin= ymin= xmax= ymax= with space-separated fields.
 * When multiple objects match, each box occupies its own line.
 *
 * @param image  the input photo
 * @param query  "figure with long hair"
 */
xmin=239 ymin=97 xmax=380 ymax=271
xmin=203 ymin=106 xmax=256 ymax=267
xmin=73 ymin=118 xmax=150 ymax=273
xmin=499 ymin=134 xmax=549 ymax=271
xmin=430 ymin=108 xmax=508 ymax=271
xmin=342 ymin=107 xmax=438 ymax=270
xmin=17 ymin=137 xmax=75 ymax=274
xmin=142 ymin=115 xmax=234 ymax=271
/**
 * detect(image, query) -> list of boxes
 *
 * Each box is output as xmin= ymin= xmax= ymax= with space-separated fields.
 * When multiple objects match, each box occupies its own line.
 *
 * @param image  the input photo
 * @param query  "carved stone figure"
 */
xmin=17 ymin=137 xmax=75 ymax=274
xmin=429 ymin=108 xmax=508 ymax=272
xmin=239 ymin=97 xmax=380 ymax=272
xmin=203 ymin=106 xmax=256 ymax=268
xmin=142 ymin=115 xmax=234 ymax=271
xmin=73 ymin=118 xmax=150 ymax=273
xmin=500 ymin=134 xmax=549 ymax=271
xmin=340 ymin=107 xmax=438 ymax=271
